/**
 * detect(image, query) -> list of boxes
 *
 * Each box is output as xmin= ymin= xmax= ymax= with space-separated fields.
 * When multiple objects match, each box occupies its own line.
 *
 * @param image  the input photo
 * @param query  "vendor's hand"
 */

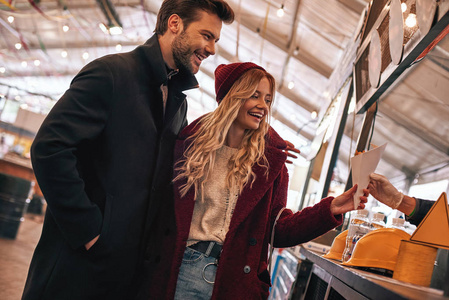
xmin=368 ymin=173 xmax=403 ymax=209
xmin=85 ymin=235 xmax=100 ymax=250
xmin=284 ymin=140 xmax=300 ymax=164
xmin=330 ymin=185 xmax=367 ymax=215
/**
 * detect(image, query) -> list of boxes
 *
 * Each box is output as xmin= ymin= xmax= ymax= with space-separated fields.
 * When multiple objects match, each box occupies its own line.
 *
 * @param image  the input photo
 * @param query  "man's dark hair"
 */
xmin=155 ymin=0 xmax=234 ymax=35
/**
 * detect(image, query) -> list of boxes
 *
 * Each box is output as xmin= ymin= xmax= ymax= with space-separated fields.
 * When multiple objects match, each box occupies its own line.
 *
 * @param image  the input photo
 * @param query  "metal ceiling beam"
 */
xmin=238 ymin=14 xmax=332 ymax=78
xmin=337 ymin=0 xmax=367 ymax=15
xmin=2 ymin=1 xmax=333 ymax=79
xmin=378 ymin=106 xmax=449 ymax=156
xmin=3 ymin=38 xmax=321 ymax=112
xmin=279 ymin=0 xmax=301 ymax=90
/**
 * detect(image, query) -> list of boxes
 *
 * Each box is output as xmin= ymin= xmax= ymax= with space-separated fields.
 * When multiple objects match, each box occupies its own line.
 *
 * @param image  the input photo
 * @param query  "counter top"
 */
xmin=1 ymin=153 xmax=32 ymax=169
xmin=299 ymin=246 xmax=448 ymax=300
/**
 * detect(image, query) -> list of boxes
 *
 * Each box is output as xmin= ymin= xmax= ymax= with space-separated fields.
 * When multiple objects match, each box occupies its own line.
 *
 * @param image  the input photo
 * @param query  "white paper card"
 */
xmin=351 ymin=143 xmax=387 ymax=208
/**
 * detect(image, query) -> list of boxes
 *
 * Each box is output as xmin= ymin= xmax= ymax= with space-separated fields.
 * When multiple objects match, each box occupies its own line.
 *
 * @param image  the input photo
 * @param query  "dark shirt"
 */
xmin=405 ymin=198 xmax=435 ymax=226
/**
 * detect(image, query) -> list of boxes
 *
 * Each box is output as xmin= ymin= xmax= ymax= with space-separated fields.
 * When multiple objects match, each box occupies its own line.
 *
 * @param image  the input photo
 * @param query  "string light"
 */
xmin=21 ymin=61 xmax=27 ymax=68
xmin=99 ymin=23 xmax=109 ymax=34
xmin=34 ymin=60 xmax=40 ymax=66
xmin=0 ymin=67 xmax=5 ymax=73
xmin=115 ymin=43 xmax=122 ymax=51
xmin=293 ymin=46 xmax=299 ymax=56
xmin=82 ymin=52 xmax=89 ymax=60
xmin=15 ymin=43 xmax=22 ymax=50
xmin=405 ymin=13 xmax=417 ymax=28
xmin=288 ymin=81 xmax=295 ymax=89
xmin=310 ymin=111 xmax=318 ymax=119
xmin=277 ymin=4 xmax=285 ymax=18
xmin=109 ymin=26 xmax=123 ymax=35
xmin=61 ymin=50 xmax=68 ymax=58
xmin=99 ymin=23 xmax=122 ymax=35
xmin=7 ymin=16 xmax=14 ymax=23
xmin=401 ymin=3 xmax=407 ymax=12
xmin=63 ymin=25 xmax=70 ymax=32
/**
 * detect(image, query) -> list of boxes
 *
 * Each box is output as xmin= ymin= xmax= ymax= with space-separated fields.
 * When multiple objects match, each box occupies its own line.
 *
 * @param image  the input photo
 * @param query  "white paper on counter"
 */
xmin=351 ymin=143 xmax=387 ymax=208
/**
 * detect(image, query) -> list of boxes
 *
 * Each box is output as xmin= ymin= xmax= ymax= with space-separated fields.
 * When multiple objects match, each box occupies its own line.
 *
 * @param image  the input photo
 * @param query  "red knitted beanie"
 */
xmin=214 ymin=62 xmax=265 ymax=103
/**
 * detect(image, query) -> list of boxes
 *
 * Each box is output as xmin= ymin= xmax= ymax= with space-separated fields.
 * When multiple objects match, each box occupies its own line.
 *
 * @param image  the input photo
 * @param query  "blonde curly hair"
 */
xmin=175 ymin=68 xmax=276 ymax=198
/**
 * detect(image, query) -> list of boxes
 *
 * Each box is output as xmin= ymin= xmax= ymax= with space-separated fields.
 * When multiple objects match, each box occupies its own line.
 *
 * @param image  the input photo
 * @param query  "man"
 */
xmin=22 ymin=1 xmax=234 ymax=299
xmin=366 ymin=173 xmax=448 ymax=293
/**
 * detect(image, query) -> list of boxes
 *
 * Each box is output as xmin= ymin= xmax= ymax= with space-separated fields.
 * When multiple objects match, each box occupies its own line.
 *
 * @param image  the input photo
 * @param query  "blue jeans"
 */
xmin=174 ymin=246 xmax=217 ymax=300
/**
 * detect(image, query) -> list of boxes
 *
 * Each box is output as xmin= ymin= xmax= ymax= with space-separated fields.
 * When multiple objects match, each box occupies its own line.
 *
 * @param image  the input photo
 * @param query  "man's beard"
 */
xmin=172 ymin=31 xmax=194 ymax=74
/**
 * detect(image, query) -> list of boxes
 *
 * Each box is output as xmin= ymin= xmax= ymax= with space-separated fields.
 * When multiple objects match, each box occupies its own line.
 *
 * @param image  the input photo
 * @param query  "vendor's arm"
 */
xmin=366 ymin=173 xmax=437 ymax=226
xmin=31 ymin=59 xmax=113 ymax=250
xmin=406 ymin=198 xmax=435 ymax=226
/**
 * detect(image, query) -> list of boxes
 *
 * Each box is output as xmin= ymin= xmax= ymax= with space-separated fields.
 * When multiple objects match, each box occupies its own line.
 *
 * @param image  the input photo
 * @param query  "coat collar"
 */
xmin=140 ymin=34 xmax=199 ymax=92
xmin=175 ymin=117 xmax=287 ymax=232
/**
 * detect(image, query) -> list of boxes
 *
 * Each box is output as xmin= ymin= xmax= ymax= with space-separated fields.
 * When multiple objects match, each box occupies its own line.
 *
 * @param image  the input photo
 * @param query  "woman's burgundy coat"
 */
xmin=148 ymin=118 xmax=343 ymax=299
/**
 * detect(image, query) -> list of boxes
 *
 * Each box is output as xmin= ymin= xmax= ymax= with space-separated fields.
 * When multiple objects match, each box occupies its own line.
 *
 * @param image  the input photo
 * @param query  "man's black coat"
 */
xmin=22 ymin=34 xmax=198 ymax=300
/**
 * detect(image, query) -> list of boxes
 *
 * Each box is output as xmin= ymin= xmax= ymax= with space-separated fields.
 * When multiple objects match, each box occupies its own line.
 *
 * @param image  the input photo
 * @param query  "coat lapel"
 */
xmin=140 ymin=34 xmax=199 ymax=135
xmin=163 ymin=70 xmax=199 ymax=130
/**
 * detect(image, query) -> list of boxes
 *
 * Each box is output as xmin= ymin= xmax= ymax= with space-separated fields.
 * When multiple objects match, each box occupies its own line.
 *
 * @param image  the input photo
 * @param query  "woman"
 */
xmin=150 ymin=62 xmax=366 ymax=300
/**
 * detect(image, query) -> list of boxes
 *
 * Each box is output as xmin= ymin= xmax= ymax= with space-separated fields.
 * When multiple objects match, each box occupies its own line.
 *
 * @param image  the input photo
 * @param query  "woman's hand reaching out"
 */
xmin=329 ymin=184 xmax=368 ymax=215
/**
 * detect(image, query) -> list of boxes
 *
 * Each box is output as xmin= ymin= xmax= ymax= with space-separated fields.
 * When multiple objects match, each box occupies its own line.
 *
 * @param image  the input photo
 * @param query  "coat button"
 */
xmin=243 ymin=265 xmax=251 ymax=274
xmin=249 ymin=238 xmax=257 ymax=246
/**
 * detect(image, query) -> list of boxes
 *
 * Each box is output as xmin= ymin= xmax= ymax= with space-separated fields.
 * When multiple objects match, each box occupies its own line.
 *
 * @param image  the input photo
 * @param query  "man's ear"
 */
xmin=167 ymin=14 xmax=184 ymax=34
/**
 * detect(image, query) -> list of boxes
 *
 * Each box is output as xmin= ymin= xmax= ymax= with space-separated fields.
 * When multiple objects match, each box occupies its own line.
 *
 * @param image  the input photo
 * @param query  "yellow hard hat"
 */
xmin=342 ymin=228 xmax=410 ymax=271
xmin=322 ymin=230 xmax=348 ymax=261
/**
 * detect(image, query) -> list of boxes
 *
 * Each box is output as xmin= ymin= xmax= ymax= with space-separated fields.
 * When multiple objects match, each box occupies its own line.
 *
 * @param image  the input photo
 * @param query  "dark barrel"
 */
xmin=0 ymin=173 xmax=32 ymax=239
xmin=28 ymin=194 xmax=45 ymax=215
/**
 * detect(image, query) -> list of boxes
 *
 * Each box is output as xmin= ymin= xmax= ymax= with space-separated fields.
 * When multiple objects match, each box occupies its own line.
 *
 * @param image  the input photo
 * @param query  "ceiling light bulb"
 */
xmin=7 ymin=16 xmax=14 ymax=23
xmin=405 ymin=13 xmax=417 ymax=28
xmin=0 ymin=67 xmax=5 ymax=73
xmin=34 ymin=60 xmax=40 ymax=66
xmin=15 ymin=95 xmax=21 ymax=101
xmin=61 ymin=50 xmax=68 ymax=58
xmin=401 ymin=3 xmax=407 ymax=12
xmin=20 ymin=103 xmax=28 ymax=109
xmin=82 ymin=52 xmax=89 ymax=60
xmin=277 ymin=5 xmax=285 ymax=18
xmin=15 ymin=43 xmax=22 ymax=50
xmin=63 ymin=25 xmax=69 ymax=32
xmin=21 ymin=61 xmax=27 ymax=68
xmin=293 ymin=47 xmax=299 ymax=56
xmin=288 ymin=81 xmax=295 ymax=89
xmin=115 ymin=44 xmax=122 ymax=51
xmin=109 ymin=26 xmax=123 ymax=35
xmin=99 ymin=23 xmax=109 ymax=34
xmin=310 ymin=111 xmax=318 ymax=120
